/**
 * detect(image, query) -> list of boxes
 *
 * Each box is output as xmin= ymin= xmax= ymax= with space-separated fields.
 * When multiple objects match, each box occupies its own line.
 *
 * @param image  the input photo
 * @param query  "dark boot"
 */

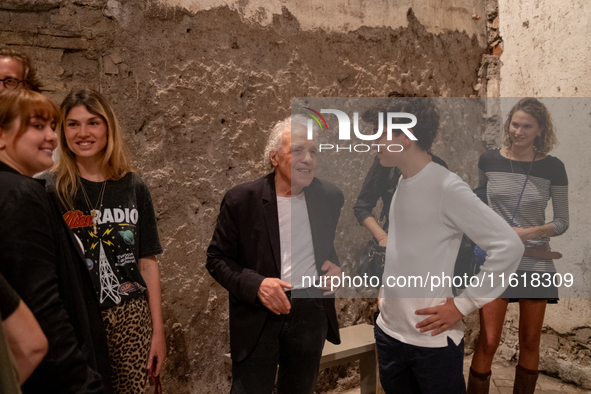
xmin=513 ymin=364 xmax=539 ymax=394
xmin=467 ymin=367 xmax=491 ymax=394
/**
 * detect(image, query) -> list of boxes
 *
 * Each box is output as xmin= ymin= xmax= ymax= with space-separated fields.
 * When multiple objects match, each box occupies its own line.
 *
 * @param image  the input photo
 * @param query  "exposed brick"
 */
xmin=26 ymin=47 xmax=65 ymax=85
xmin=62 ymin=51 xmax=99 ymax=79
xmin=0 ymin=32 xmax=89 ymax=50
xmin=38 ymin=28 xmax=82 ymax=38
xmin=41 ymin=80 xmax=66 ymax=92
xmin=492 ymin=44 xmax=503 ymax=56
xmin=50 ymin=6 xmax=81 ymax=31
xmin=6 ymin=10 xmax=51 ymax=33
xmin=0 ymin=11 xmax=9 ymax=26
xmin=0 ymin=0 xmax=61 ymax=12
xmin=36 ymin=34 xmax=89 ymax=50
xmin=17 ymin=46 xmax=64 ymax=64
xmin=72 ymin=0 xmax=105 ymax=9
xmin=103 ymin=55 xmax=119 ymax=75
xmin=76 ymin=9 xmax=105 ymax=29
xmin=50 ymin=7 xmax=104 ymax=31
xmin=0 ymin=30 xmax=36 ymax=46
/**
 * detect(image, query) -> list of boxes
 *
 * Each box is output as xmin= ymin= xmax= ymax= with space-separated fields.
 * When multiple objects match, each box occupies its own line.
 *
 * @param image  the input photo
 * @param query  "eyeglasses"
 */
xmin=0 ymin=77 xmax=23 ymax=89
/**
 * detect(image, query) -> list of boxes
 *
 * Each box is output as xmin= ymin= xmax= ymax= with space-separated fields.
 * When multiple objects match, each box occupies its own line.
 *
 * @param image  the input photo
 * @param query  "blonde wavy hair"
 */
xmin=53 ymin=89 xmax=133 ymax=209
xmin=503 ymin=97 xmax=558 ymax=155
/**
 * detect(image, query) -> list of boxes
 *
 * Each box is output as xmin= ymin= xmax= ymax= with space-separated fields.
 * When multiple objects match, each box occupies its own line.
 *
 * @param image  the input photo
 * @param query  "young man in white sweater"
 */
xmin=372 ymin=98 xmax=524 ymax=393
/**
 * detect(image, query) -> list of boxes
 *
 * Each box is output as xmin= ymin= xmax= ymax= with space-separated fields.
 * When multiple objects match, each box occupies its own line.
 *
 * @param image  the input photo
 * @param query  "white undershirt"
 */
xmin=277 ymin=193 xmax=317 ymax=290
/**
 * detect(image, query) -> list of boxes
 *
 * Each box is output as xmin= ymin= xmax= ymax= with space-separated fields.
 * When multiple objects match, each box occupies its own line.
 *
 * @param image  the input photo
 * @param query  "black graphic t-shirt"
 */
xmin=61 ymin=173 xmax=162 ymax=309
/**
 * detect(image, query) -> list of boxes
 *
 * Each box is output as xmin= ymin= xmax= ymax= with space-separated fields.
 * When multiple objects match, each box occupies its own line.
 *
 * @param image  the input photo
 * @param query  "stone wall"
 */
xmin=1 ymin=0 xmax=490 ymax=392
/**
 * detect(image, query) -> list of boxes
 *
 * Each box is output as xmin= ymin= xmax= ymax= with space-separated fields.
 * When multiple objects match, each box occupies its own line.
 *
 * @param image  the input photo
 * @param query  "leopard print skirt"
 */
xmin=102 ymin=296 xmax=152 ymax=394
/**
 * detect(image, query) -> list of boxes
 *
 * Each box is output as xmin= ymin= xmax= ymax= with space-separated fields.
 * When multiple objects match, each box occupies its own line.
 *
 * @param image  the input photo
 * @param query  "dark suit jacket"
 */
xmin=206 ymin=173 xmax=344 ymax=362
xmin=0 ymin=161 xmax=111 ymax=394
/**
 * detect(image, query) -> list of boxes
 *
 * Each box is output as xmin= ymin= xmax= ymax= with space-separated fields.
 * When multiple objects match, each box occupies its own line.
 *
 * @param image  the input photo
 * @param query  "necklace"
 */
xmin=507 ymin=148 xmax=535 ymax=173
xmin=80 ymin=180 xmax=107 ymax=235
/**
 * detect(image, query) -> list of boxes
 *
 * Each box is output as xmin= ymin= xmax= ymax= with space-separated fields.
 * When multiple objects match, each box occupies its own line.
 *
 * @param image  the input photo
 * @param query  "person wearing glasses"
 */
xmin=0 ymin=48 xmax=42 ymax=92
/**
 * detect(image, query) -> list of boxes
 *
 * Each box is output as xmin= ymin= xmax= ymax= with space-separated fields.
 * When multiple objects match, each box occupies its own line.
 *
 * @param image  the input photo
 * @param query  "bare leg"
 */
xmin=516 ymin=299 xmax=547 ymax=370
xmin=470 ymin=298 xmax=510 ymax=374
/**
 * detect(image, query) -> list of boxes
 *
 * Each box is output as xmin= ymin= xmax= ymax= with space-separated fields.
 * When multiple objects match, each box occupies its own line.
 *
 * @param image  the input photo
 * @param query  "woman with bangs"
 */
xmin=48 ymin=89 xmax=166 ymax=394
xmin=0 ymin=89 xmax=108 ymax=392
xmin=468 ymin=98 xmax=569 ymax=394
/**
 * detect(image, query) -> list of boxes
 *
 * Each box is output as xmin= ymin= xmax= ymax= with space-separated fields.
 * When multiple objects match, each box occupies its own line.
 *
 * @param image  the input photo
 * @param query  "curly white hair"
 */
xmin=263 ymin=114 xmax=317 ymax=171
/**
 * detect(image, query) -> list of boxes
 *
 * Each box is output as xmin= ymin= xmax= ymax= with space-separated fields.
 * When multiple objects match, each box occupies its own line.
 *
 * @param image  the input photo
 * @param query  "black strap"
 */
xmin=510 ymin=152 xmax=537 ymax=226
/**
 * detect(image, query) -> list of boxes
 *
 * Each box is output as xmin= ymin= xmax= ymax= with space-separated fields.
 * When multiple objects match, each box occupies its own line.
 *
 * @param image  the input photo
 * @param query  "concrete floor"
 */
xmin=333 ymin=356 xmax=591 ymax=394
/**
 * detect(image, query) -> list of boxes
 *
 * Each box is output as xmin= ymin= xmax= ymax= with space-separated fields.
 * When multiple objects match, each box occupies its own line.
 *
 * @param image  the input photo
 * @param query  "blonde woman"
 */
xmin=50 ymin=89 xmax=166 ymax=393
xmin=468 ymin=98 xmax=569 ymax=394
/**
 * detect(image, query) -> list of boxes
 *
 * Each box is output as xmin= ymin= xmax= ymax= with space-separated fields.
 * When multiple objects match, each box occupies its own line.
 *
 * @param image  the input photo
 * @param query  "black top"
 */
xmin=48 ymin=173 xmax=163 ymax=309
xmin=353 ymin=154 xmax=449 ymax=230
xmin=0 ymin=272 xmax=20 ymax=321
xmin=0 ymin=161 xmax=109 ymax=393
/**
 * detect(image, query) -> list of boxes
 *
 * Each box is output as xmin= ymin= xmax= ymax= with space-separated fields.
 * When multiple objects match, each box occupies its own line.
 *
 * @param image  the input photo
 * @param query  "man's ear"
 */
xmin=402 ymin=128 xmax=417 ymax=145
xmin=269 ymin=152 xmax=278 ymax=168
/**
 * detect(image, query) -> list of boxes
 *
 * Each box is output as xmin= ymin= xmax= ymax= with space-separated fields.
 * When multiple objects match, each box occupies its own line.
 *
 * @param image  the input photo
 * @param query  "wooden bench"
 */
xmin=223 ymin=323 xmax=377 ymax=394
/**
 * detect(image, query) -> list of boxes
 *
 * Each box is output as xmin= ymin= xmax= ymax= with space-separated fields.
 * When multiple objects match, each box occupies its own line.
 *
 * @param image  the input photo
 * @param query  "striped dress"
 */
xmin=478 ymin=149 xmax=569 ymax=274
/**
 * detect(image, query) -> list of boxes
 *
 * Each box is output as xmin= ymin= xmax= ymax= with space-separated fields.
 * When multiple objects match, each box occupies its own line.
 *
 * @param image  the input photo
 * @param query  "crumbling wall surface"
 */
xmin=0 ymin=0 xmax=487 ymax=392
xmin=160 ymin=0 xmax=488 ymax=46
xmin=489 ymin=0 xmax=591 ymax=389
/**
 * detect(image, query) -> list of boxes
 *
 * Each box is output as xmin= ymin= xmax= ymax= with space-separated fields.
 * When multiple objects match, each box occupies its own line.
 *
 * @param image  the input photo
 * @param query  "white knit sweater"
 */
xmin=377 ymin=162 xmax=524 ymax=348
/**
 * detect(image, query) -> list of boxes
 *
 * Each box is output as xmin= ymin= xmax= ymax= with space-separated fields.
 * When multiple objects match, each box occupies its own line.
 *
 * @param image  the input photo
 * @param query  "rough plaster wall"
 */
xmin=477 ymin=0 xmax=591 ymax=388
xmin=161 ymin=0 xmax=488 ymax=46
xmin=499 ymin=0 xmax=591 ymax=98
xmin=0 ymin=0 xmax=487 ymax=392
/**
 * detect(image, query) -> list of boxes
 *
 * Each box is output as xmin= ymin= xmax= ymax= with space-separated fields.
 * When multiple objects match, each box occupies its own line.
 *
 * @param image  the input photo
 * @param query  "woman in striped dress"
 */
xmin=467 ymin=98 xmax=569 ymax=394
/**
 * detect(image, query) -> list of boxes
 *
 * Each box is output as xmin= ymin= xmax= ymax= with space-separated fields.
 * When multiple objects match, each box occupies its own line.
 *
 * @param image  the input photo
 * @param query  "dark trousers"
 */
xmin=375 ymin=324 xmax=466 ymax=394
xmin=231 ymin=294 xmax=328 ymax=394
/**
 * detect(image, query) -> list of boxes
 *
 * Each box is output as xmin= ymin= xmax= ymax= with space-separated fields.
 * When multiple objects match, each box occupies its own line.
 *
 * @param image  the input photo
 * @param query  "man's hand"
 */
xmin=318 ymin=260 xmax=342 ymax=295
xmin=258 ymin=278 xmax=292 ymax=315
xmin=414 ymin=298 xmax=464 ymax=336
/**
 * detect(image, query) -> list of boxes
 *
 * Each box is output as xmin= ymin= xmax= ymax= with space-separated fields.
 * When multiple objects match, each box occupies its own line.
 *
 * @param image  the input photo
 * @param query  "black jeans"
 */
xmin=231 ymin=292 xmax=328 ymax=394
xmin=375 ymin=324 xmax=466 ymax=394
